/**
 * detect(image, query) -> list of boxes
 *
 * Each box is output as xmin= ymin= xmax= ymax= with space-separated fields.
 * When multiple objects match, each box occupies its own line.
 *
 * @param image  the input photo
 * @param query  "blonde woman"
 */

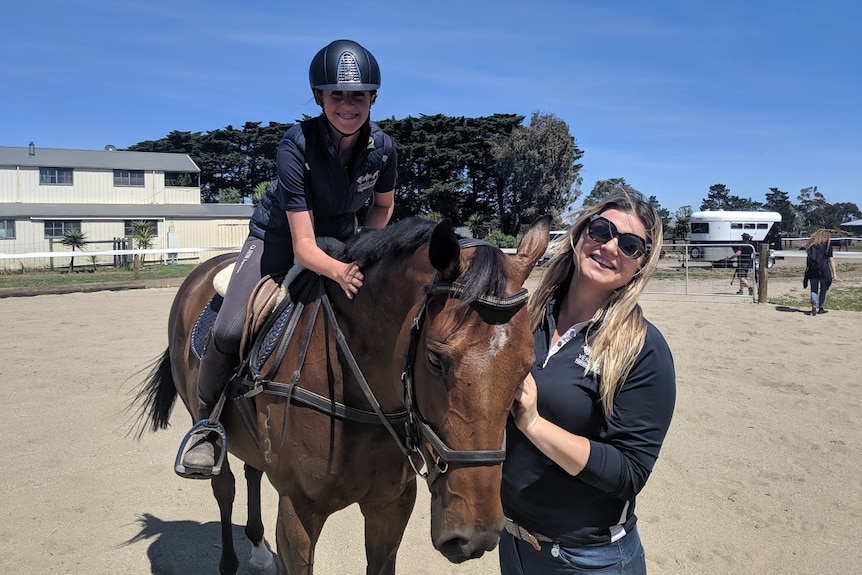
xmin=804 ymin=229 xmax=838 ymax=316
xmin=501 ymin=190 xmax=676 ymax=574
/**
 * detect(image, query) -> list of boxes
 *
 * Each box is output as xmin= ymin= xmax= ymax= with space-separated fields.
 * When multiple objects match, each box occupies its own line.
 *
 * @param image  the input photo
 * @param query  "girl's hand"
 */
xmin=511 ymin=373 xmax=541 ymax=432
xmin=337 ymin=261 xmax=364 ymax=299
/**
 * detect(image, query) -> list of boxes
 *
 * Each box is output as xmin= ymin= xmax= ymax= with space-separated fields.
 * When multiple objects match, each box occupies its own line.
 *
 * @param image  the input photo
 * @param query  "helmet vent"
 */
xmin=336 ymin=52 xmax=362 ymax=84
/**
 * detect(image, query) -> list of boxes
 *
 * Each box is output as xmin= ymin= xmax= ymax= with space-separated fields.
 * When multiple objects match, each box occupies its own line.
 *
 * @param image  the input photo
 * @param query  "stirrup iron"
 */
xmin=174 ymin=419 xmax=228 ymax=479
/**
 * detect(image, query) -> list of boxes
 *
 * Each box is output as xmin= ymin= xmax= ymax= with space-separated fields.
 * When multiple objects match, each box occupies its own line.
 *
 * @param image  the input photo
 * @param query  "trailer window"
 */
xmin=731 ymin=223 xmax=742 ymax=229
xmin=691 ymin=222 xmax=709 ymax=234
xmin=744 ymin=223 xmax=756 ymax=230
xmin=757 ymin=223 xmax=768 ymax=229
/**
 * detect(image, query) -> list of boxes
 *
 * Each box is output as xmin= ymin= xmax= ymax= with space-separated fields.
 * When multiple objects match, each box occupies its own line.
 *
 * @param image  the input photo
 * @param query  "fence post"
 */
xmin=757 ymin=245 xmax=769 ymax=303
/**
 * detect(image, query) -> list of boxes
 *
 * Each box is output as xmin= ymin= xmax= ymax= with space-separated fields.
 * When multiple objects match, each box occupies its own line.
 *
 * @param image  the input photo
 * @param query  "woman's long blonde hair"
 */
xmin=805 ymin=229 xmax=831 ymax=248
xmin=528 ymin=190 xmax=663 ymax=418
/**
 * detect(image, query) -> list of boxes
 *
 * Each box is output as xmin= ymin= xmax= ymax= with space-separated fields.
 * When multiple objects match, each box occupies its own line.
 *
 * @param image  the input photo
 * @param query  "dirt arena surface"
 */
xmin=1 ymin=275 xmax=859 ymax=574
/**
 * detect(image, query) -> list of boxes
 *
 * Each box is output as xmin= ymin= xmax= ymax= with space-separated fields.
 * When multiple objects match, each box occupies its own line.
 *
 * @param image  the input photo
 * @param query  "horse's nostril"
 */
xmin=439 ymin=537 xmax=474 ymax=563
xmin=437 ymin=530 xmax=499 ymax=563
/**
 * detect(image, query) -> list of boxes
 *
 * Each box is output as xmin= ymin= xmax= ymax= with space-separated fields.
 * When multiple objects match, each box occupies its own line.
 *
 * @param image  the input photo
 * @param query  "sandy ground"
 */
xmin=0 ymin=272 xmax=860 ymax=574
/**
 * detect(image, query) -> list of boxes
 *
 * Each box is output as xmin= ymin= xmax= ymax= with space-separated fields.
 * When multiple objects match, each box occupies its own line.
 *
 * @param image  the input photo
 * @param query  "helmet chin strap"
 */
xmin=320 ymin=102 xmax=368 ymax=152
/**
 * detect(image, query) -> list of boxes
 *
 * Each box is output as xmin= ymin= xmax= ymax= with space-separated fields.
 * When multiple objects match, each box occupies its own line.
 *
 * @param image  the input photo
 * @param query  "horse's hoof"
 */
xmin=248 ymin=558 xmax=277 ymax=575
xmin=248 ymin=547 xmax=277 ymax=575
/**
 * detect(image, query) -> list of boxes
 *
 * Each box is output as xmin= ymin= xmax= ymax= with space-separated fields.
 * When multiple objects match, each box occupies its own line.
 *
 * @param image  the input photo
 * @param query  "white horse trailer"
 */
xmin=688 ymin=211 xmax=782 ymax=268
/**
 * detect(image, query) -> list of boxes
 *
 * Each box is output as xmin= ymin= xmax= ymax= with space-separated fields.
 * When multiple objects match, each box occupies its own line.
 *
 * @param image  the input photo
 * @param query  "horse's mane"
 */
xmin=345 ymin=218 xmax=511 ymax=304
xmin=345 ymin=217 xmax=436 ymax=266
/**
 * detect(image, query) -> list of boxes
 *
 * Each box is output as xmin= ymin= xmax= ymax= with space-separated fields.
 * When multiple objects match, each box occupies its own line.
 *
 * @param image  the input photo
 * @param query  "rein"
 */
xmin=242 ymin=239 xmax=528 ymax=484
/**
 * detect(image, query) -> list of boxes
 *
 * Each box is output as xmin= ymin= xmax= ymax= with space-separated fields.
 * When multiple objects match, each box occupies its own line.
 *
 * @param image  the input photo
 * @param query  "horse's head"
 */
xmin=406 ymin=217 xmax=550 ymax=562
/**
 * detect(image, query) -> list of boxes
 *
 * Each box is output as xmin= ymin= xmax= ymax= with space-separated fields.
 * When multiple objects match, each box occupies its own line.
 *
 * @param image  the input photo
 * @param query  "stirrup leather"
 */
xmin=174 ymin=419 xmax=228 ymax=479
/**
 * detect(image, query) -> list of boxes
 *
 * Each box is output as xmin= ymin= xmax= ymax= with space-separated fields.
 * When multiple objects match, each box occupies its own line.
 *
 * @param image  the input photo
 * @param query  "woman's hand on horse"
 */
xmin=337 ymin=261 xmax=364 ymax=299
xmin=511 ymin=373 xmax=540 ymax=432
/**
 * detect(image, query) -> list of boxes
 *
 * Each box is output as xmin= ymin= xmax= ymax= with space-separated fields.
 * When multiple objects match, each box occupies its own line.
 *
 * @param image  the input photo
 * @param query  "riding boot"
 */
xmin=180 ymin=335 xmax=237 ymax=474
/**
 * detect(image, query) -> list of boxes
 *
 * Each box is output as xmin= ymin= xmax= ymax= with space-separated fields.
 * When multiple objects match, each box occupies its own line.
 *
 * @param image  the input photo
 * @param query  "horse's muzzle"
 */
xmin=435 ymin=525 xmax=502 ymax=563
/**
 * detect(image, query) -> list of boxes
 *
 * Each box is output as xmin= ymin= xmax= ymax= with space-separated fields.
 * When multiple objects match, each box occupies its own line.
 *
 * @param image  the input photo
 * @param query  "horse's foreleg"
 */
xmin=275 ymin=494 xmax=327 ymax=575
xmin=211 ymin=457 xmax=239 ymax=575
xmin=244 ymin=463 xmax=276 ymax=575
xmin=359 ymin=479 xmax=417 ymax=575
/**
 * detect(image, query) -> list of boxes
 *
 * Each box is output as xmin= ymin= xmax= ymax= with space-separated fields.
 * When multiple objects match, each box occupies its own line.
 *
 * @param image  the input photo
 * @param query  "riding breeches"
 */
xmin=210 ymin=235 xmax=293 ymax=355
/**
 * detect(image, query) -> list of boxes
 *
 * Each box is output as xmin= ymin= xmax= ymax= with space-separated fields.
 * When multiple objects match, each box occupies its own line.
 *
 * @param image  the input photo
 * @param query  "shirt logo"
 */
xmin=574 ymin=343 xmax=601 ymax=375
xmin=356 ymin=170 xmax=379 ymax=194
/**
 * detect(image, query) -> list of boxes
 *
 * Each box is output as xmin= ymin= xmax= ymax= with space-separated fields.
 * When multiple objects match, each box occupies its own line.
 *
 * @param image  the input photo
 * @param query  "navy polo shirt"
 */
xmin=249 ymin=116 xmax=397 ymax=243
xmin=501 ymin=300 xmax=676 ymax=546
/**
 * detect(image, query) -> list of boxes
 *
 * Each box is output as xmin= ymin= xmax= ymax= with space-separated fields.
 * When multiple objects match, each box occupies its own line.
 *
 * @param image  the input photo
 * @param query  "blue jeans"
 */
xmin=499 ymin=525 xmax=647 ymax=574
xmin=809 ymin=277 xmax=831 ymax=309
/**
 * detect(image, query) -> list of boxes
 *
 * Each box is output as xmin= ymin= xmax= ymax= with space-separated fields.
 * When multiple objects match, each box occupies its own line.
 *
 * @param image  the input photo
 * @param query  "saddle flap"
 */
xmin=239 ymin=275 xmax=285 ymax=360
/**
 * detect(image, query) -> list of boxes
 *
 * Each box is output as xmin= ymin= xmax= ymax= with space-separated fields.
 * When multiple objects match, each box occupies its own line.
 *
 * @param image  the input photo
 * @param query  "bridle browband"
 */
xmin=243 ymin=239 xmax=528 ymax=484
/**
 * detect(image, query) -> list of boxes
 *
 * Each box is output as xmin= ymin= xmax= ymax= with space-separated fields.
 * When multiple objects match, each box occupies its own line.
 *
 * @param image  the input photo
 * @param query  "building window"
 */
xmin=114 ymin=170 xmax=145 ymax=187
xmin=0 ymin=219 xmax=15 ymax=240
xmin=124 ymin=220 xmax=158 ymax=238
xmin=165 ymin=172 xmax=199 ymax=187
xmin=39 ymin=167 xmax=74 ymax=185
xmin=44 ymin=220 xmax=81 ymax=239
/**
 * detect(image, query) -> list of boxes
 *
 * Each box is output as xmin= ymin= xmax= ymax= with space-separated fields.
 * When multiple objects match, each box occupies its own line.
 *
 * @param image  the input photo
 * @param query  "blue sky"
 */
xmin=2 ymin=0 xmax=859 ymax=213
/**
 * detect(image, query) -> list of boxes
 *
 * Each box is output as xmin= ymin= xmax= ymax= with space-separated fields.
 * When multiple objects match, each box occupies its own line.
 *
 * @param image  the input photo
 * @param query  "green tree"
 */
xmin=60 ymin=229 xmax=87 ymax=272
xmin=764 ymin=187 xmax=797 ymax=233
xmin=648 ymin=195 xmax=671 ymax=236
xmin=670 ymin=205 xmax=692 ymax=240
xmin=252 ymin=181 xmax=272 ymax=206
xmin=582 ymin=178 xmax=633 ymax=207
xmin=484 ymin=229 xmax=517 ymax=249
xmin=466 ymin=213 xmax=484 ymax=238
xmin=218 ymin=187 xmax=242 ymax=204
xmin=491 ymin=112 xmax=583 ymax=235
xmin=130 ymin=220 xmax=155 ymax=268
xmin=700 ymin=184 xmax=762 ymax=211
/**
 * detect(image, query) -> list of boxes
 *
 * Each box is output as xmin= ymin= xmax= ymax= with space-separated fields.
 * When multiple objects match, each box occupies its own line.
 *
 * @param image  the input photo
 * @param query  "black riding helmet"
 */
xmin=309 ymin=39 xmax=381 ymax=93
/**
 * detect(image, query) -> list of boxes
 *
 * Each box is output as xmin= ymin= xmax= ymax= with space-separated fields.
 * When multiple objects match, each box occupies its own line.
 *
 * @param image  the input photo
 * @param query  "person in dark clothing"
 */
xmin=804 ymin=229 xmax=838 ymax=316
xmin=179 ymin=39 xmax=397 ymax=476
xmin=500 ymin=190 xmax=676 ymax=575
xmin=729 ymin=233 xmax=755 ymax=295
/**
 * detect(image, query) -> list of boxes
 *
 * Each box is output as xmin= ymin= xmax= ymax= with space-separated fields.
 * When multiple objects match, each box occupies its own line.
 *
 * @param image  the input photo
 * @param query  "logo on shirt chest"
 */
xmin=356 ymin=170 xmax=380 ymax=194
xmin=574 ymin=343 xmax=601 ymax=375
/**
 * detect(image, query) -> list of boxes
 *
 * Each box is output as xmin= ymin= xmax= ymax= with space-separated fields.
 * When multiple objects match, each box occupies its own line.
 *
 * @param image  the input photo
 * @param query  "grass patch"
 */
xmin=768 ymin=283 xmax=862 ymax=312
xmin=0 ymin=264 xmax=196 ymax=289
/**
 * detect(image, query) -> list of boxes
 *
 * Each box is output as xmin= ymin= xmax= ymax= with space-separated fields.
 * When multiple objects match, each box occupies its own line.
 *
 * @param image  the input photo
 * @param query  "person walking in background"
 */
xmin=178 ymin=39 xmax=397 ymax=476
xmin=728 ymin=233 xmax=755 ymax=295
xmin=500 ymin=190 xmax=676 ymax=574
xmin=804 ymin=229 xmax=838 ymax=316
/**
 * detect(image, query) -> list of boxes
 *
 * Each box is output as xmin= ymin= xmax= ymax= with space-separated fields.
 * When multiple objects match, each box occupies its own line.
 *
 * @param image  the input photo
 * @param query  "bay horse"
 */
xmin=132 ymin=216 xmax=549 ymax=574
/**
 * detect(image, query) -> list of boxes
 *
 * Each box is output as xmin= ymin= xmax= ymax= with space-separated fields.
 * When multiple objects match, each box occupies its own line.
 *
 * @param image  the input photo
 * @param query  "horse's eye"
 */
xmin=426 ymin=350 xmax=443 ymax=372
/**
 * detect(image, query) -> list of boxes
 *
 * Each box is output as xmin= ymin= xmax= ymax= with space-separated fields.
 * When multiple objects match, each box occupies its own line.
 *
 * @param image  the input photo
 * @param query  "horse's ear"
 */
xmin=511 ymin=215 xmax=552 ymax=284
xmin=429 ymin=219 xmax=461 ymax=280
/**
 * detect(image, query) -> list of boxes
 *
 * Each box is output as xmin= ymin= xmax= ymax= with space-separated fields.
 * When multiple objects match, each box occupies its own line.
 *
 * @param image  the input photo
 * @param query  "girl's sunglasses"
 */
xmin=586 ymin=214 xmax=651 ymax=259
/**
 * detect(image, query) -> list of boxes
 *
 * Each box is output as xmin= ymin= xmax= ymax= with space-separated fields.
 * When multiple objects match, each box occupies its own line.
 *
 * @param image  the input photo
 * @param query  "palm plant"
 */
xmin=130 ymin=220 xmax=154 ymax=267
xmin=60 ymin=229 xmax=87 ymax=272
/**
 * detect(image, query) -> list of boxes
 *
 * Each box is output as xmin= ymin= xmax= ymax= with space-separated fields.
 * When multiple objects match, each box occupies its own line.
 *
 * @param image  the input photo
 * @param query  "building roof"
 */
xmin=0 ymin=145 xmax=200 ymax=173
xmin=840 ymin=219 xmax=862 ymax=229
xmin=0 ymin=203 xmax=253 ymax=219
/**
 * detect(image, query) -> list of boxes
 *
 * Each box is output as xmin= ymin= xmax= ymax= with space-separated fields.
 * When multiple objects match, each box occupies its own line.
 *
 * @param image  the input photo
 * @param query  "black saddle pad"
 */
xmin=189 ymin=289 xmax=296 ymax=368
xmin=191 ymin=294 xmax=222 ymax=360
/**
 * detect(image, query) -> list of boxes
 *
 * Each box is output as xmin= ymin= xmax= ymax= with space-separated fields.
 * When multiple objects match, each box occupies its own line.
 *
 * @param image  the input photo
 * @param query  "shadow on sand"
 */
xmin=775 ymin=305 xmax=816 ymax=316
xmin=124 ymin=513 xmax=277 ymax=575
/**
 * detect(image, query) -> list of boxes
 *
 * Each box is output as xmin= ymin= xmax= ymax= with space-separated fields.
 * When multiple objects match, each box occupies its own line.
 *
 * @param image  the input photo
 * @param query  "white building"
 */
xmin=0 ymin=143 xmax=253 ymax=270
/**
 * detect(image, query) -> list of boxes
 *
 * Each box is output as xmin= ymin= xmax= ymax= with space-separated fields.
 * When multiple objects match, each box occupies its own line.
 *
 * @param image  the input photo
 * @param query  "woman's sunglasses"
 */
xmin=586 ymin=214 xmax=651 ymax=259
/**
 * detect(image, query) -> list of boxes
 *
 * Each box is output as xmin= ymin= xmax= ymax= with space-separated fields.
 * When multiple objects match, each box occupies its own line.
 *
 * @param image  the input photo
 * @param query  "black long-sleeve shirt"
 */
xmin=501 ymin=301 xmax=676 ymax=546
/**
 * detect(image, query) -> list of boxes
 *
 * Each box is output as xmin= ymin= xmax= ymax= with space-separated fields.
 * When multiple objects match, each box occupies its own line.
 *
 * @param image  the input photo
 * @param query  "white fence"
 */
xmin=0 ymin=246 xmax=238 ymax=271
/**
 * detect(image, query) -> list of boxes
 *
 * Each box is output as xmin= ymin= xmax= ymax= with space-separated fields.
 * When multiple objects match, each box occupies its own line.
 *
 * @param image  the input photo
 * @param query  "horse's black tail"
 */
xmin=128 ymin=348 xmax=178 ymax=439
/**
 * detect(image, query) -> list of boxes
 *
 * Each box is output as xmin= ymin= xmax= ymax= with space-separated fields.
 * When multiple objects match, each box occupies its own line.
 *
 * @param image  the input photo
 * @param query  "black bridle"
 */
xmin=243 ymin=241 xmax=528 ymax=484
xmin=400 ymin=273 xmax=528 ymax=483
